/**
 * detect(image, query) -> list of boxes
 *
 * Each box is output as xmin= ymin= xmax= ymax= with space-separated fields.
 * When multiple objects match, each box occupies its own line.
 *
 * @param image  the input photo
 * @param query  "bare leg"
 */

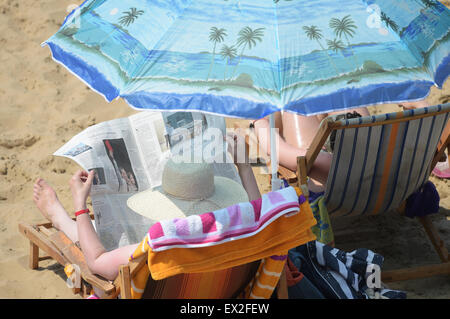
xmin=281 ymin=113 xmax=322 ymax=150
xmin=273 ymin=112 xmax=283 ymax=138
xmin=399 ymin=100 xmax=429 ymax=109
xmin=32 ymin=178 xmax=78 ymax=242
xmin=327 ymin=107 xmax=370 ymax=117
xmin=33 ymin=177 xmax=138 ymax=281
xmin=281 ymin=108 xmax=368 ymax=150
xmin=253 ymin=118 xmax=331 ymax=192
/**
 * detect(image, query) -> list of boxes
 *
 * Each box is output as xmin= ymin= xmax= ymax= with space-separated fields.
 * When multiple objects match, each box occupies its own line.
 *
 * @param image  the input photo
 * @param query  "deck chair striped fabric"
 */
xmin=323 ymin=103 xmax=450 ymax=217
xmin=142 ymin=262 xmax=260 ymax=299
xmin=295 ymin=103 xmax=450 ymax=282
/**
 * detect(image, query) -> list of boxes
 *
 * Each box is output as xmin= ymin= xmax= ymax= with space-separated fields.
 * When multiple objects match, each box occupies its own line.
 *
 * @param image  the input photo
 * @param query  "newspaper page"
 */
xmin=54 ymin=111 xmax=241 ymax=250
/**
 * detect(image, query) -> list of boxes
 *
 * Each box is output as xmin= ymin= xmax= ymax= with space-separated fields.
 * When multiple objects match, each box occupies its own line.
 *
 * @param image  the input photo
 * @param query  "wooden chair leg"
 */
xmin=297 ymin=156 xmax=309 ymax=199
xmin=276 ymin=267 xmax=289 ymax=299
xmin=419 ymin=216 xmax=449 ymax=262
xmin=382 ymin=262 xmax=450 ymax=283
xmin=447 ymin=144 xmax=450 ymax=167
xmin=119 ymin=265 xmax=132 ymax=299
xmin=29 ymin=242 xmax=39 ymax=269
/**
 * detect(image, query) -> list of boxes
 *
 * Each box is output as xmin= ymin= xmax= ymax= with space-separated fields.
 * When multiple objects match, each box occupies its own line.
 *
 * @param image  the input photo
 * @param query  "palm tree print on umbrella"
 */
xmin=329 ymin=15 xmax=360 ymax=70
xmin=207 ymin=27 xmax=227 ymax=80
xmin=303 ymin=25 xmax=340 ymax=76
xmin=380 ymin=12 xmax=399 ymax=33
xmin=231 ymin=26 xmax=265 ymax=78
xmin=119 ymin=8 xmax=144 ymax=27
xmin=326 ymin=38 xmax=350 ymax=72
xmin=420 ymin=0 xmax=439 ymax=9
xmin=96 ymin=8 xmax=144 ymax=48
xmin=220 ymin=44 xmax=237 ymax=80
xmin=327 ymin=38 xmax=345 ymax=53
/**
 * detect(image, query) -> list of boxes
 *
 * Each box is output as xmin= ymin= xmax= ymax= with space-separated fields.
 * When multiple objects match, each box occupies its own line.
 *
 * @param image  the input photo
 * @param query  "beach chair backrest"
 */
xmin=142 ymin=261 xmax=260 ymax=298
xmin=323 ymin=103 xmax=450 ymax=217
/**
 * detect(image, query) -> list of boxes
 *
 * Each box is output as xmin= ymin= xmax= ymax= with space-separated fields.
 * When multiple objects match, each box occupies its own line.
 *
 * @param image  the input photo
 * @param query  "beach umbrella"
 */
xmin=44 ymin=0 xmax=450 ymax=190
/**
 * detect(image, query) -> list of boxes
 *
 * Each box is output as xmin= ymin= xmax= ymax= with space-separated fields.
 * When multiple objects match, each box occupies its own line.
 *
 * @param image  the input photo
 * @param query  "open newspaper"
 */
xmin=54 ymin=111 xmax=241 ymax=250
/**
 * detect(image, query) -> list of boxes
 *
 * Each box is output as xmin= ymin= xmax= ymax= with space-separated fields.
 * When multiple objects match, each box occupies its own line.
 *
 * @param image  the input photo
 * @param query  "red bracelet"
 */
xmin=75 ymin=209 xmax=90 ymax=217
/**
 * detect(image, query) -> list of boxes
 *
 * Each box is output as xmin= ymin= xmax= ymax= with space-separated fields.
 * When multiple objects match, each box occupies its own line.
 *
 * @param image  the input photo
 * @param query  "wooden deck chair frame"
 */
xmin=18 ymin=214 xmax=288 ymax=299
xmin=293 ymin=105 xmax=450 ymax=283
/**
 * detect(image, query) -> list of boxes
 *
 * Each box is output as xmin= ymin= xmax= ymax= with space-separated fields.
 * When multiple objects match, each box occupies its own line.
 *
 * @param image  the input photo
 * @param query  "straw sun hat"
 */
xmin=127 ymin=159 xmax=249 ymax=221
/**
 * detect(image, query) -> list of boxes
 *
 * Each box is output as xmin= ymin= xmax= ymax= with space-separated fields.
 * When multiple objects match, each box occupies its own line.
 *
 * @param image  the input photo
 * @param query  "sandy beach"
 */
xmin=0 ymin=0 xmax=449 ymax=299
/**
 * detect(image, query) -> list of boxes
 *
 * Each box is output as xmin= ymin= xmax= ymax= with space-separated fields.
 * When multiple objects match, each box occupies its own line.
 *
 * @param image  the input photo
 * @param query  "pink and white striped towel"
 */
xmin=147 ymin=186 xmax=301 ymax=252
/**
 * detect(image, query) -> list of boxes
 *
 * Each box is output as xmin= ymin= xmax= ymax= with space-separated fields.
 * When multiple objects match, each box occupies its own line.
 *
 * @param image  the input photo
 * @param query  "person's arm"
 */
xmin=69 ymin=170 xmax=137 ymax=280
xmin=227 ymin=131 xmax=261 ymax=201
xmin=236 ymin=163 xmax=261 ymax=201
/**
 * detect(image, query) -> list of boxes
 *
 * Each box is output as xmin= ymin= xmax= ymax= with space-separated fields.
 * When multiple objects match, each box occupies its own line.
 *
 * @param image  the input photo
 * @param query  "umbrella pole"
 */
xmin=269 ymin=114 xmax=282 ymax=191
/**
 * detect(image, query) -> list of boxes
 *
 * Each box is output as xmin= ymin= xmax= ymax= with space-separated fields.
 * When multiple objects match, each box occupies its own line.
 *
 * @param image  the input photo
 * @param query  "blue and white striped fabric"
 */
xmin=289 ymin=241 xmax=407 ymax=299
xmin=324 ymin=103 xmax=450 ymax=217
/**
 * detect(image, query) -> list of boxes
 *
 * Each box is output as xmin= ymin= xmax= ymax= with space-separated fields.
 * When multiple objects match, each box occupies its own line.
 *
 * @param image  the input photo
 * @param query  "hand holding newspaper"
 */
xmin=54 ymin=111 xmax=242 ymax=250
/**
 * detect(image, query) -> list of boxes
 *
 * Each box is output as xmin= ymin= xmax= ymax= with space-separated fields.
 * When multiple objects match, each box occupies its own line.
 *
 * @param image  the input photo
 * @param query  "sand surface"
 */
xmin=0 ymin=0 xmax=449 ymax=299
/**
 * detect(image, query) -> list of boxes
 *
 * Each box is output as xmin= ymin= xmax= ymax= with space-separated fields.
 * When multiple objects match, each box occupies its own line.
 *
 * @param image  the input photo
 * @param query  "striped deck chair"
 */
xmin=19 ymin=183 xmax=319 ymax=298
xmin=296 ymin=103 xmax=450 ymax=282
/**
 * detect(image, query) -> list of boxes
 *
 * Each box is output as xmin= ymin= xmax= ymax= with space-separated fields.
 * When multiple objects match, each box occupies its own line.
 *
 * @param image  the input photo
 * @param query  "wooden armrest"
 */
xmin=430 ymin=122 xmax=450 ymax=171
xmin=48 ymin=231 xmax=115 ymax=295
xmin=305 ymin=118 xmax=334 ymax=174
xmin=113 ymin=254 xmax=147 ymax=299
xmin=18 ymin=223 xmax=68 ymax=266
xmin=278 ymin=165 xmax=297 ymax=181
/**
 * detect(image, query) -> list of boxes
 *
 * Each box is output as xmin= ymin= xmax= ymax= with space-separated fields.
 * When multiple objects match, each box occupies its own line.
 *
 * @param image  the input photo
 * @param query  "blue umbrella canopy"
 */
xmin=45 ymin=0 xmax=450 ymax=118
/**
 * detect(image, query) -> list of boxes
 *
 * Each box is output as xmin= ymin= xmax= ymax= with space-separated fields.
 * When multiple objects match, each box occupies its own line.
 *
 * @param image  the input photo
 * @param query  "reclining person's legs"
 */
xmin=281 ymin=112 xmax=322 ymax=150
xmin=253 ymin=114 xmax=332 ymax=192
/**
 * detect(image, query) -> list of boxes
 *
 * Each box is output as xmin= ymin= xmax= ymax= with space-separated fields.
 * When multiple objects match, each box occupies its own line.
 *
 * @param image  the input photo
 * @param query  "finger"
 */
xmin=73 ymin=170 xmax=84 ymax=179
xmin=224 ymin=135 xmax=235 ymax=151
xmin=85 ymin=170 xmax=95 ymax=187
xmin=226 ymin=131 xmax=237 ymax=138
xmin=225 ymin=132 xmax=237 ymax=144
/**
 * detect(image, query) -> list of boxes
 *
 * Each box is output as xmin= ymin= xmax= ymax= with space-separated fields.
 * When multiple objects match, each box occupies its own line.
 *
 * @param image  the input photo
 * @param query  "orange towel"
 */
xmin=147 ymin=196 xmax=316 ymax=279
xmin=129 ymin=187 xmax=316 ymax=298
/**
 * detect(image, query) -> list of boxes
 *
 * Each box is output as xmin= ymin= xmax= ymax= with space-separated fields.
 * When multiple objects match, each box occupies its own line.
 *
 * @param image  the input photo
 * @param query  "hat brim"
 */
xmin=127 ymin=176 xmax=249 ymax=222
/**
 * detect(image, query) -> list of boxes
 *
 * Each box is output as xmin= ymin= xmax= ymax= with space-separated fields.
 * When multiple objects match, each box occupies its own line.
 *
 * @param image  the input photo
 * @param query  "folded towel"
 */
xmin=148 ymin=186 xmax=304 ymax=252
xmin=129 ymin=186 xmax=316 ymax=298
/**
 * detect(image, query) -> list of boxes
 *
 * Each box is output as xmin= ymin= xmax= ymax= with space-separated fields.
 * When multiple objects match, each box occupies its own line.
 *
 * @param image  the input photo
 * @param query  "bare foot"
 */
xmin=399 ymin=100 xmax=429 ymax=110
xmin=33 ymin=178 xmax=69 ymax=229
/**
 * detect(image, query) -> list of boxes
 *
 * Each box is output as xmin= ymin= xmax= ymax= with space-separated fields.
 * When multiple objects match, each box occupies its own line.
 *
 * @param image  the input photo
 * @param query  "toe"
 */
xmin=39 ymin=179 xmax=51 ymax=190
xmin=33 ymin=184 xmax=41 ymax=193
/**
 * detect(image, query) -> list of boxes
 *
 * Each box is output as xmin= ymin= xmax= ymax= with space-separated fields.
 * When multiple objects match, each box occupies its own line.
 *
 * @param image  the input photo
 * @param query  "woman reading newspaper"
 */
xmin=32 ymin=132 xmax=261 ymax=286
